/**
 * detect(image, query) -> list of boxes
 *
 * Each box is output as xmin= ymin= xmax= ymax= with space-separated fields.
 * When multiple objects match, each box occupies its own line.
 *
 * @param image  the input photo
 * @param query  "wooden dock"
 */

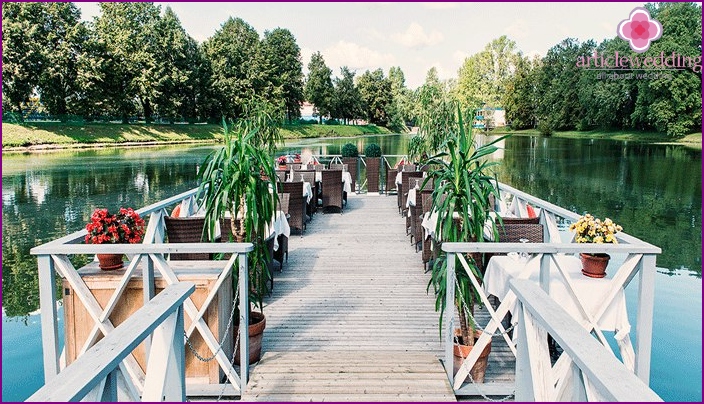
xmin=240 ymin=194 xmax=514 ymax=401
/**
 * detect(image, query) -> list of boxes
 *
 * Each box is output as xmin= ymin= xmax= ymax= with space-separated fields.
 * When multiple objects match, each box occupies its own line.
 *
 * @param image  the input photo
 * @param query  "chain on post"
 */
xmin=184 ymin=277 xmax=240 ymax=362
xmin=453 ymin=276 xmax=516 ymax=401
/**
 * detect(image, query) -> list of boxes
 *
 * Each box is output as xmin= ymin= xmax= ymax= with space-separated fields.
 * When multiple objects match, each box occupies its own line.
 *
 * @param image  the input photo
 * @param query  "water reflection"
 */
xmin=1 ymin=135 xmax=700 ymax=317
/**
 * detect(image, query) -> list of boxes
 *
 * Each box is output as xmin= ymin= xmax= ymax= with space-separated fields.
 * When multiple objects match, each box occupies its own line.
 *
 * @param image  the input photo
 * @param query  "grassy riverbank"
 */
xmin=493 ymin=128 xmax=702 ymax=149
xmin=2 ymin=122 xmax=699 ymax=151
xmin=1 ymin=122 xmax=391 ymax=151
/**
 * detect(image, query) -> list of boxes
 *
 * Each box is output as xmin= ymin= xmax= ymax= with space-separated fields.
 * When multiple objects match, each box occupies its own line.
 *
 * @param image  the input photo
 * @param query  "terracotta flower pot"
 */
xmin=452 ymin=329 xmax=492 ymax=383
xmin=580 ymin=253 xmax=610 ymax=278
xmin=97 ymin=253 xmax=124 ymax=271
xmin=234 ymin=311 xmax=266 ymax=365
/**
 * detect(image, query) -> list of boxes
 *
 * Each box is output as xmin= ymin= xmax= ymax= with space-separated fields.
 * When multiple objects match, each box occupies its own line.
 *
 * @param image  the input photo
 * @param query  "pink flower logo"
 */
xmin=617 ymin=7 xmax=662 ymax=53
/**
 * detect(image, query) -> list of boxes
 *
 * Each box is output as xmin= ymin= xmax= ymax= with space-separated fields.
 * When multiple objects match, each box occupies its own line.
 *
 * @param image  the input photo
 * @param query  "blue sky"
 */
xmin=76 ymin=2 xmax=646 ymax=89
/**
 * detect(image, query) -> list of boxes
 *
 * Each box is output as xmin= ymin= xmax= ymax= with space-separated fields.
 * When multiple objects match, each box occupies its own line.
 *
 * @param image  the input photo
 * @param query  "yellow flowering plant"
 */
xmin=569 ymin=213 xmax=623 ymax=244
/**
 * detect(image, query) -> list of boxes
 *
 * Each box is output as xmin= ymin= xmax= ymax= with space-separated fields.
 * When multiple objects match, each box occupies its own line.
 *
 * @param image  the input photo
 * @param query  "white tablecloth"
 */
xmin=395 ymin=171 xmax=403 ymax=186
xmin=302 ymin=181 xmax=313 ymax=204
xmin=483 ymin=255 xmax=630 ymax=333
xmin=268 ymin=210 xmax=290 ymax=251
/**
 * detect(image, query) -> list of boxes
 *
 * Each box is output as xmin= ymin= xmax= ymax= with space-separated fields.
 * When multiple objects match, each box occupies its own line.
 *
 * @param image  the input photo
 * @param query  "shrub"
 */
xmin=364 ymin=143 xmax=382 ymax=157
xmin=341 ymin=143 xmax=359 ymax=157
xmin=537 ymin=121 xmax=553 ymax=137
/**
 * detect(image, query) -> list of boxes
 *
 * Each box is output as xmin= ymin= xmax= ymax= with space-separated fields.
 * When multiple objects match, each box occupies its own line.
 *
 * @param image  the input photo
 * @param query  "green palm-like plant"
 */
xmin=197 ymin=117 xmax=277 ymax=310
xmin=425 ymin=104 xmax=506 ymax=347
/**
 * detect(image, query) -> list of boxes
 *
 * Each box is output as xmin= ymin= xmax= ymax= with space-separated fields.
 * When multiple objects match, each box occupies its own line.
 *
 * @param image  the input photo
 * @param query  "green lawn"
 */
xmin=1 ymin=122 xmax=392 ymax=150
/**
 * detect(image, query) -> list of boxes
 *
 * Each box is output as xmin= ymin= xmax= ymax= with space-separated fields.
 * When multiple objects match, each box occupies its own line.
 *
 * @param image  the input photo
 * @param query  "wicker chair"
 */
xmin=314 ymin=164 xmax=326 ymax=172
xmin=321 ymin=169 xmax=343 ymax=213
xmin=399 ymin=171 xmax=422 ymax=215
xmin=329 ymin=163 xmax=344 ymax=171
xmin=275 ymin=170 xmax=287 ymax=184
xmin=295 ymin=169 xmax=317 ymax=216
xmin=282 ymin=181 xmax=306 ymax=235
xmin=274 ymin=193 xmax=289 ymax=269
xmin=499 ymin=216 xmax=541 ymax=225
xmin=385 ymin=164 xmax=398 ymax=196
xmin=483 ymin=223 xmax=544 ymax=274
xmin=420 ymin=190 xmax=435 ymax=268
xmin=164 ymin=216 xmax=210 ymax=260
xmin=403 ymin=173 xmax=424 ymax=234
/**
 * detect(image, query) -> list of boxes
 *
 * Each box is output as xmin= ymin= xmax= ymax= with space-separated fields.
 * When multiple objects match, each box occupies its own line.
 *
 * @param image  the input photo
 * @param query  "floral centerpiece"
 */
xmin=85 ymin=207 xmax=146 ymax=270
xmin=276 ymin=155 xmax=288 ymax=168
xmin=569 ymin=213 xmax=622 ymax=278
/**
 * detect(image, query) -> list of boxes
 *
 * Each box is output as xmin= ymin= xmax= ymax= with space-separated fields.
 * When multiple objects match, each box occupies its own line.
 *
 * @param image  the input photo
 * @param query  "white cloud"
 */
xmin=392 ymin=22 xmax=444 ymax=48
xmin=321 ymin=41 xmax=396 ymax=75
xmin=452 ymin=50 xmax=469 ymax=64
xmin=503 ymin=19 xmax=530 ymax=41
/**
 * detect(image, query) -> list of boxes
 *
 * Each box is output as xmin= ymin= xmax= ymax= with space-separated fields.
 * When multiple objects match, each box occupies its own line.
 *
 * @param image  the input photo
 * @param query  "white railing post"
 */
xmin=635 ymin=254 xmax=657 ymax=383
xmin=238 ymin=252 xmax=250 ymax=393
xmin=37 ymin=255 xmax=60 ymax=380
xmin=444 ymin=252 xmax=456 ymax=385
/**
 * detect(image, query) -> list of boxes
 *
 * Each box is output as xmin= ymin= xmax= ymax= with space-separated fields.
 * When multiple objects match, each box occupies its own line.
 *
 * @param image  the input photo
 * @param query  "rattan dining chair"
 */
xmin=295 ymin=169 xmax=317 ymax=216
xmin=164 ymin=216 xmax=210 ymax=260
xmin=281 ymin=181 xmax=306 ymax=235
xmin=321 ymin=169 xmax=344 ymax=213
xmin=385 ymin=163 xmax=398 ymax=196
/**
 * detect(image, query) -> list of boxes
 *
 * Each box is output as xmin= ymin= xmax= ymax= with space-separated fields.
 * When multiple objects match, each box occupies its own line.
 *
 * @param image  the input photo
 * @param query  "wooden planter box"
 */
xmin=62 ymin=261 xmax=233 ymax=385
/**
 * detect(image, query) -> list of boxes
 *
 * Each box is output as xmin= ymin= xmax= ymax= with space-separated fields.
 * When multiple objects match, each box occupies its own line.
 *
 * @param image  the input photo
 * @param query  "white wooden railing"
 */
xmin=27 ymin=283 xmax=195 ymax=402
xmin=30 ymin=187 xmax=255 ymax=399
xmin=440 ymin=182 xmax=661 ymax=398
xmin=510 ymin=279 xmax=662 ymax=401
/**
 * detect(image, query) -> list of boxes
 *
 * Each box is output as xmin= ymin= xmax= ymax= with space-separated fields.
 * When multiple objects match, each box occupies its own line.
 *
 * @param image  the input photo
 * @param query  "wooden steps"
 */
xmin=242 ymin=352 xmax=456 ymax=402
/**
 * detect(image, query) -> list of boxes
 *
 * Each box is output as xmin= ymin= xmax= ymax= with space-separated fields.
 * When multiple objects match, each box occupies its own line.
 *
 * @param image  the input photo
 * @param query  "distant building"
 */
xmin=300 ymin=102 xmax=316 ymax=121
xmin=472 ymin=106 xmax=506 ymax=130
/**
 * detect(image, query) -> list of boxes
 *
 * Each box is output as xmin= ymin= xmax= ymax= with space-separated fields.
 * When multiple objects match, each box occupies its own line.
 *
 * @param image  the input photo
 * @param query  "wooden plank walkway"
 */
xmin=240 ymin=194 xmax=514 ymax=401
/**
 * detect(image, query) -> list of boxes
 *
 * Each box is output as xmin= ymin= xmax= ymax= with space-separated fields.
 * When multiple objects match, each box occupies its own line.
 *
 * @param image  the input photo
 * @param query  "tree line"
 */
xmin=3 ymin=2 xmax=700 ymax=137
xmin=1 ymin=2 xmax=413 ymax=129
xmin=433 ymin=2 xmax=701 ymax=137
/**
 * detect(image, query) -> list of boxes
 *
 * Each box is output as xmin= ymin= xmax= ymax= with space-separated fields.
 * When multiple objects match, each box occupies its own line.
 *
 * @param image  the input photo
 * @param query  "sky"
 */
xmin=76 ymin=2 xmax=647 ymax=89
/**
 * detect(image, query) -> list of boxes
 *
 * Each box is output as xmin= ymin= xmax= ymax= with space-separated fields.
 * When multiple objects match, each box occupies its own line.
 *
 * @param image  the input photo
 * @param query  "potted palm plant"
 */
xmin=425 ymin=104 xmax=505 ymax=383
xmin=364 ymin=143 xmax=382 ymax=193
xmin=197 ymin=105 xmax=281 ymax=364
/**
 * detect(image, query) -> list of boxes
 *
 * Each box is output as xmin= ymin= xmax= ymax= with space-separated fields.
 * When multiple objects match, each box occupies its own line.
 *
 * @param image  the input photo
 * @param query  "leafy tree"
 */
xmin=535 ymin=38 xmax=595 ymax=130
xmin=389 ymin=66 xmax=414 ymax=125
xmin=261 ymin=28 xmax=304 ymax=123
xmin=2 ymin=2 xmax=51 ymax=113
xmin=631 ymin=2 xmax=702 ymax=136
xmin=356 ymin=68 xmax=392 ymax=126
xmin=331 ymin=66 xmax=362 ymax=124
xmin=304 ymin=51 xmax=334 ymax=123
xmin=455 ymin=35 xmax=521 ymax=111
xmin=416 ymin=67 xmax=456 ymax=153
xmin=503 ymin=55 xmax=541 ymax=129
xmin=204 ymin=17 xmax=264 ymax=120
xmin=92 ymin=2 xmax=163 ymax=123
xmin=151 ymin=7 xmax=199 ymax=123
xmin=34 ymin=3 xmax=85 ymax=119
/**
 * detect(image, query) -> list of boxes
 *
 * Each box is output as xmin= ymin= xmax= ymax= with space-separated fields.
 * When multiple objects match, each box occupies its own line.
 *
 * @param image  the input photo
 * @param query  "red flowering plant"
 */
xmin=85 ymin=208 xmax=146 ymax=244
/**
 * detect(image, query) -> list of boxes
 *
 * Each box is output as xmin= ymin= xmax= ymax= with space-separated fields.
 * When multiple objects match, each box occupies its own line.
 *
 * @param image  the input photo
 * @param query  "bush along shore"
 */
xmin=1 ymin=122 xmax=392 ymax=151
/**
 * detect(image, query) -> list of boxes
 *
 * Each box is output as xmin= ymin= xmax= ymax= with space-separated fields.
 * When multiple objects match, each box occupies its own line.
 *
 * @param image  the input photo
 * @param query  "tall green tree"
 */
xmin=503 ymin=55 xmax=541 ymax=129
xmin=356 ymin=68 xmax=392 ymax=126
xmin=261 ymin=28 xmax=304 ymax=123
xmin=304 ymin=51 xmax=334 ymax=123
xmin=92 ymin=2 xmax=163 ymax=123
xmin=416 ymin=67 xmax=457 ymax=153
xmin=535 ymin=38 xmax=595 ymax=130
xmin=151 ymin=7 xmax=200 ymax=123
xmin=455 ymin=35 xmax=521 ymax=110
xmin=2 ymin=2 xmax=42 ymax=115
xmin=631 ymin=2 xmax=702 ymax=136
xmin=388 ymin=66 xmax=412 ymax=131
xmin=203 ymin=17 xmax=264 ymax=120
xmin=331 ymin=66 xmax=362 ymax=124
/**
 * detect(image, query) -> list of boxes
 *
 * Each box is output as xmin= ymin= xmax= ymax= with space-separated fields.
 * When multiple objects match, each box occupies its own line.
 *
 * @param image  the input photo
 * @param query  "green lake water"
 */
xmin=2 ymin=134 xmax=701 ymax=401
